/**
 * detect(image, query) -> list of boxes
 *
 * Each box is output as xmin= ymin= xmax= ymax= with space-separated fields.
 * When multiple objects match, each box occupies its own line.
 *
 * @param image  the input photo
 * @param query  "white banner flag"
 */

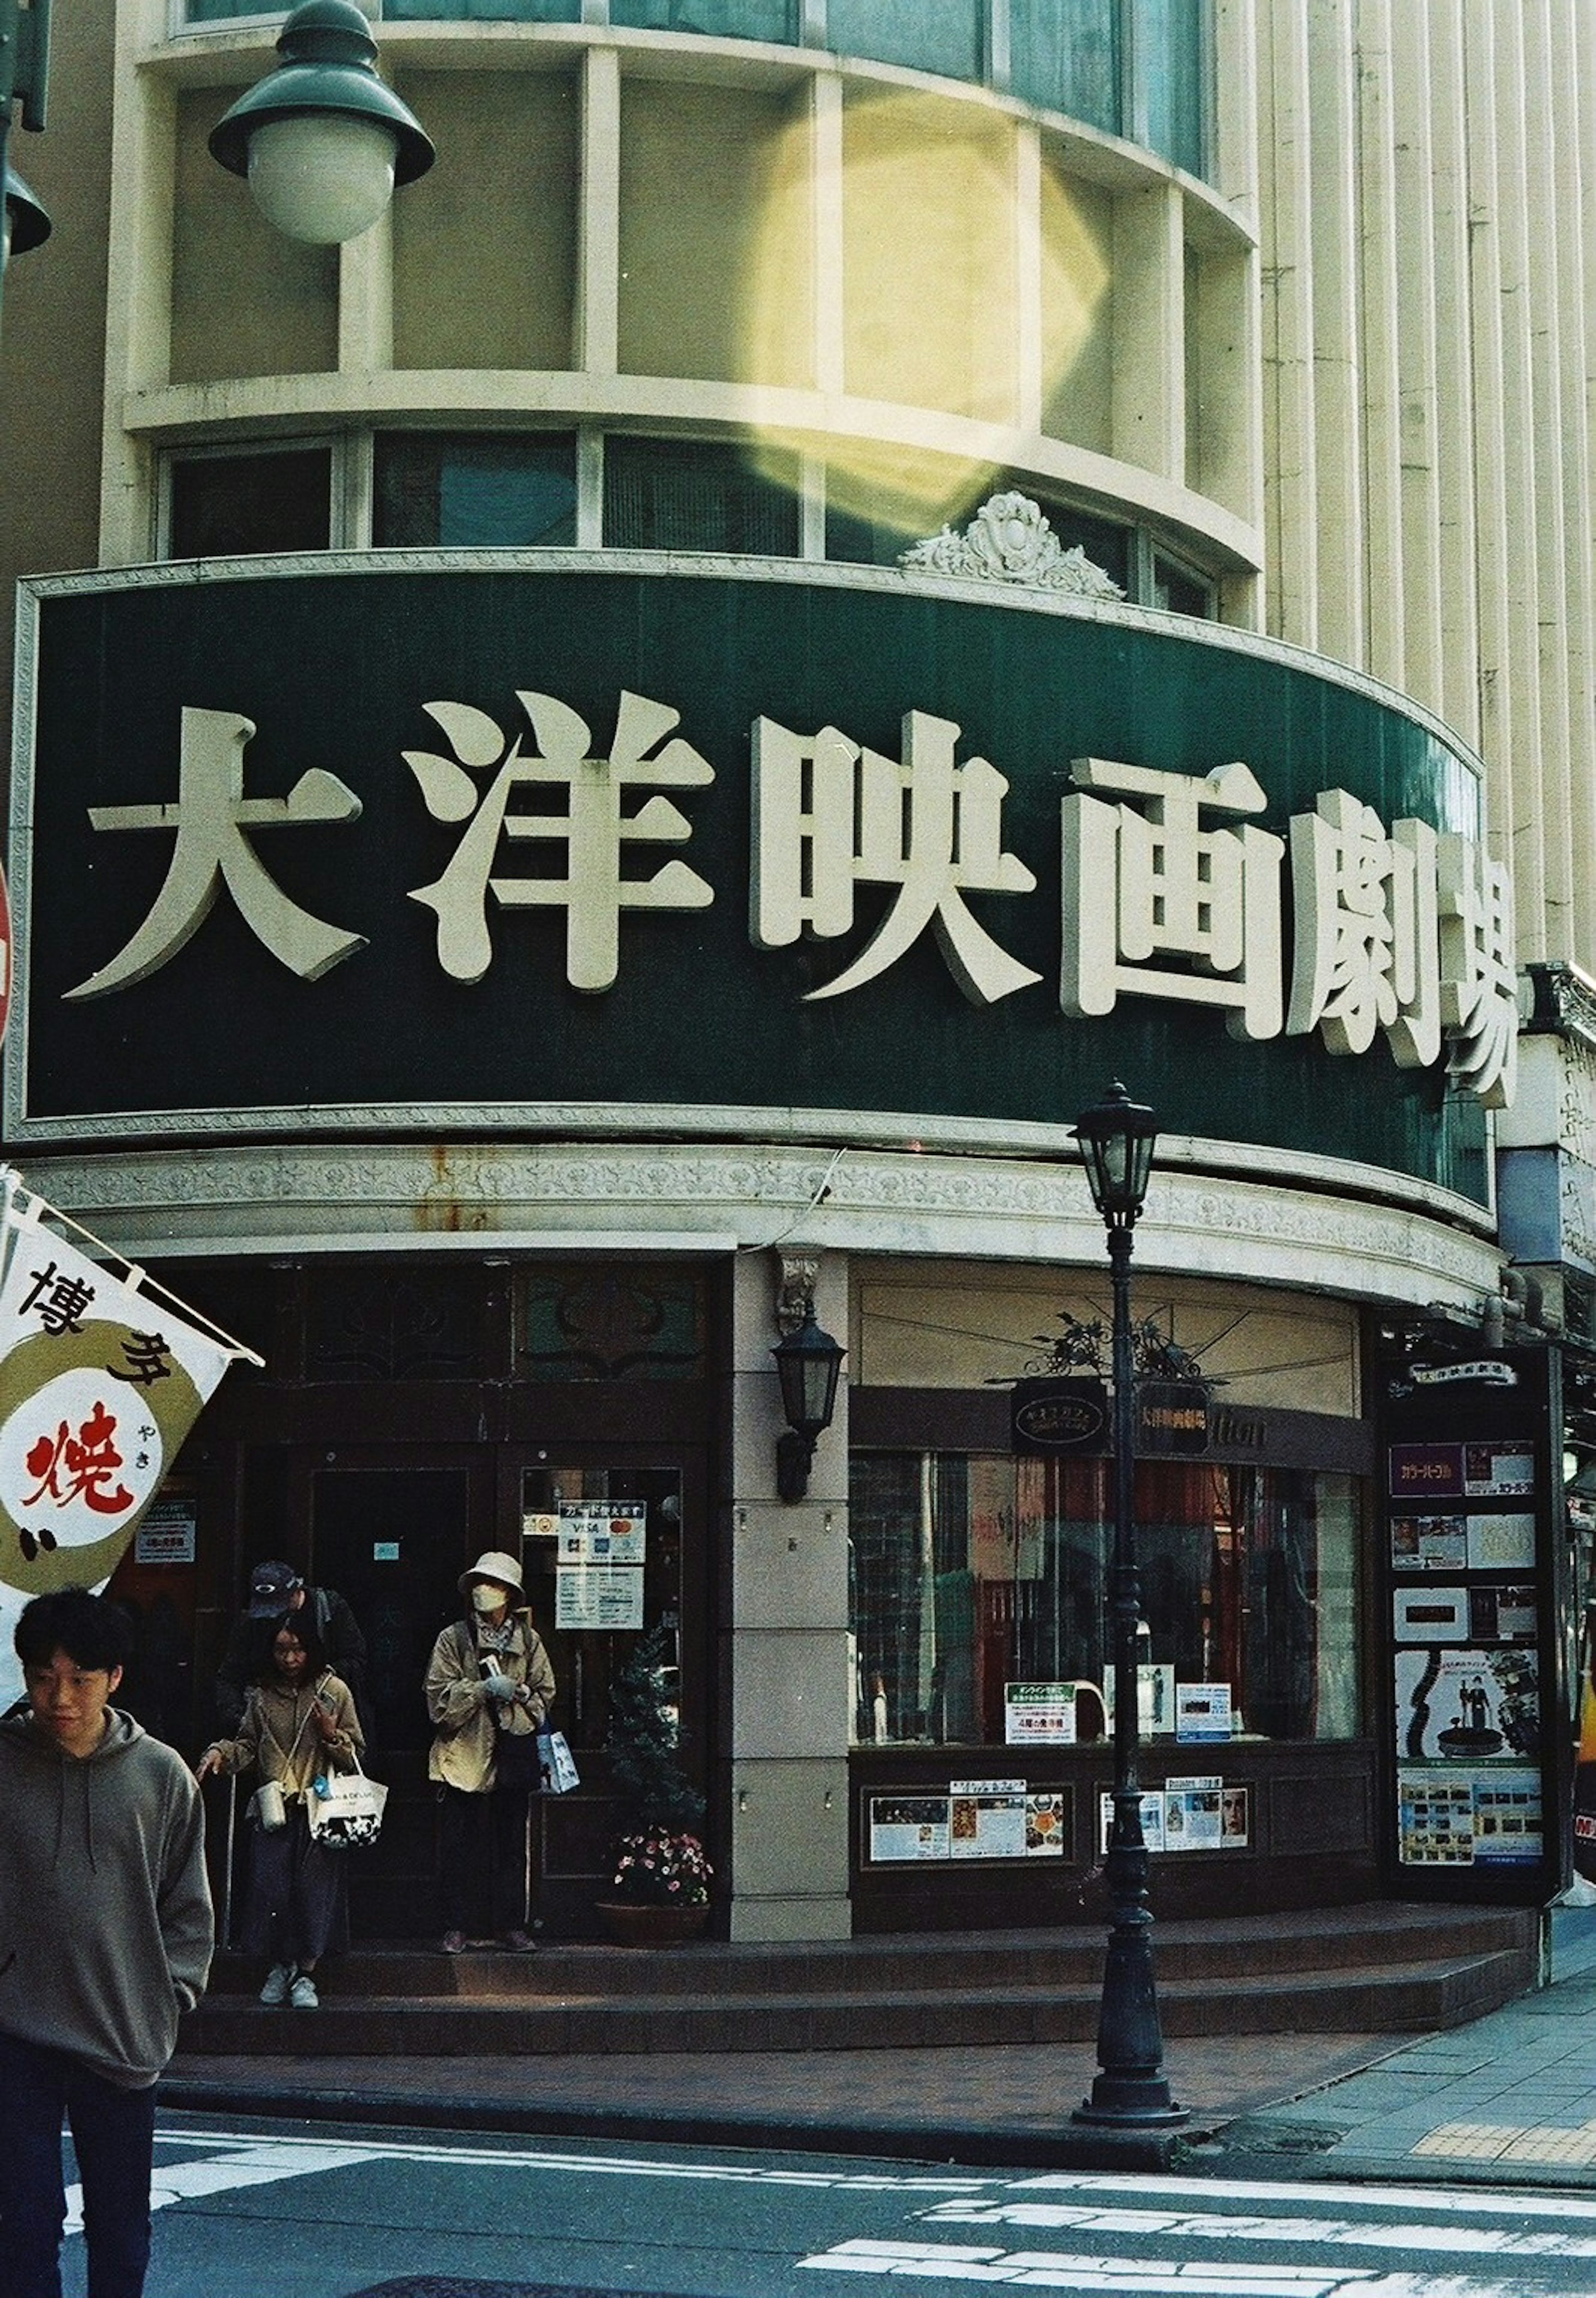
xmin=0 ymin=1179 xmax=253 ymax=1708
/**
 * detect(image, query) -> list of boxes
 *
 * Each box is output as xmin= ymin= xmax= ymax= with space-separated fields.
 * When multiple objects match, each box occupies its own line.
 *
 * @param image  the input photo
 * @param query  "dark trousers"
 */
xmin=0 ymin=2030 xmax=158 ymax=2298
xmin=437 ymin=1781 xmax=532 ymax=1935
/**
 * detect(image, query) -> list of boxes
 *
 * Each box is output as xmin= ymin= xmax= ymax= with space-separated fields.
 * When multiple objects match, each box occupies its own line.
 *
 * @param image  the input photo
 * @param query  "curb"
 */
xmin=156 ymin=2075 xmax=1222 ymax=2173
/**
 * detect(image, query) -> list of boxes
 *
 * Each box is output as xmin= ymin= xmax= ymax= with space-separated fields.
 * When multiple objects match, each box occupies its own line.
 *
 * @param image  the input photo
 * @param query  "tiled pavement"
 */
xmin=162 ymin=1906 xmax=1596 ymax=2184
xmin=1197 ymin=1901 xmax=1596 ymax=2188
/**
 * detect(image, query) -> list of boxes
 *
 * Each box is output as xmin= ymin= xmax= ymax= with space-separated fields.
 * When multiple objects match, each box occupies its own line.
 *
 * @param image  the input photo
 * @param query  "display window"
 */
xmin=849 ymin=1451 xmax=1359 ymax=1749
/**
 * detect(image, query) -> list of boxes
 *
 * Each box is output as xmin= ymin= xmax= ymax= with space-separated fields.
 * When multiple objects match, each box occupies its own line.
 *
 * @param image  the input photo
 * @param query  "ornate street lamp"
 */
xmin=0 ymin=0 xmax=50 ymax=341
xmin=2 ymin=158 xmax=48 ymax=265
xmin=772 ymin=1307 xmax=845 ymax=1503
xmin=1070 ymin=1081 xmax=1185 ymax=2128
xmin=209 ymin=0 xmax=434 ymax=246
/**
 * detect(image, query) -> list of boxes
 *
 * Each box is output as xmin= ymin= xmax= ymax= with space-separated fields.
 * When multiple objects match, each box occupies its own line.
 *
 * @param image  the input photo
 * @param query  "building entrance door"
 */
xmin=289 ymin=1441 xmax=708 ymax=1936
xmin=507 ymin=1450 xmax=708 ymax=1935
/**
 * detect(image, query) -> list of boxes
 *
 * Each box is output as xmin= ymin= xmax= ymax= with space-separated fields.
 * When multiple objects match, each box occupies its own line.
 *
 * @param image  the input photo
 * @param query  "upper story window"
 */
xmin=374 ymin=433 xmax=578 ymax=547
xmin=159 ymin=433 xmax=1217 ymax=616
xmin=177 ymin=0 xmax=1212 ymax=181
xmin=602 ymin=435 xmax=800 ymax=554
xmin=167 ymin=446 xmax=332 ymax=558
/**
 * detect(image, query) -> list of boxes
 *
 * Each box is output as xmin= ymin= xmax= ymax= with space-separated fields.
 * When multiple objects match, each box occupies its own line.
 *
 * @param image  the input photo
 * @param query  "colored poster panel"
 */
xmin=1472 ymin=1772 xmax=1543 ymax=1864
xmin=1005 ymin=1682 xmax=1077 ymax=1745
xmin=868 ymin=1796 xmax=951 ymax=1862
xmin=1393 ymin=1587 xmax=1470 ymax=1643
xmin=1399 ymin=1768 xmax=1541 ymax=1867
xmin=1468 ymin=1512 xmax=1536 ymax=1568
xmin=1098 ymin=1791 xmax=1167 ymax=1855
xmin=1025 ymin=1793 xmax=1067 ymax=1856
xmin=1391 ymin=1513 xmax=1466 ymax=1570
xmin=1463 ymin=1443 xmax=1535 ymax=1498
xmin=1163 ymin=1779 xmax=1223 ymax=1851
xmin=1468 ymin=1584 xmax=1538 ymax=1643
xmin=1393 ymin=1646 xmax=1539 ymax=1764
xmin=1175 ymin=1683 xmax=1232 ymax=1741
xmin=1398 ymin=1773 xmax=1477 ymax=1865
xmin=1388 ymin=1443 xmax=1463 ymax=1502
xmin=949 ymin=1789 xmax=1028 ymax=1860
xmin=1221 ymin=1786 xmax=1249 ymax=1845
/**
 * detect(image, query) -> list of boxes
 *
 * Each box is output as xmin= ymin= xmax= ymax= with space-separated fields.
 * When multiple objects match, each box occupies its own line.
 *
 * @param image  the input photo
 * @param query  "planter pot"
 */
xmin=597 ymin=1900 xmax=711 ymax=1947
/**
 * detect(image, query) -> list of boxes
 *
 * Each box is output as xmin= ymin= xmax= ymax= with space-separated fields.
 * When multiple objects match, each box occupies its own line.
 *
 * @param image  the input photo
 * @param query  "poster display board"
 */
xmin=1097 ymin=1780 xmax=1249 ymax=1854
xmin=1379 ymin=1343 xmax=1562 ymax=1895
xmin=866 ymin=1783 xmax=1069 ymax=1864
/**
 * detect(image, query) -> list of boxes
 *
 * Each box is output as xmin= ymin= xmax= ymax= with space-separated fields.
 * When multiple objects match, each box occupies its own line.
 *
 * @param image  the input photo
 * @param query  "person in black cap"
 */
xmin=214 ymin=1561 xmax=369 ymax=1741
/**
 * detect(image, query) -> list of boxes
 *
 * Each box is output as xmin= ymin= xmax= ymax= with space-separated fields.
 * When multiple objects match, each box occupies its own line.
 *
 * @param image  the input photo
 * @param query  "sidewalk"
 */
xmin=1192 ymin=1901 xmax=1596 ymax=2191
xmin=161 ymin=1906 xmax=1596 ymax=2183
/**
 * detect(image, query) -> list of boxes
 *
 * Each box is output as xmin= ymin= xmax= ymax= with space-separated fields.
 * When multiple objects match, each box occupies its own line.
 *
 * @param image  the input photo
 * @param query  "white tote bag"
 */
xmin=306 ymin=1755 xmax=388 ymax=1849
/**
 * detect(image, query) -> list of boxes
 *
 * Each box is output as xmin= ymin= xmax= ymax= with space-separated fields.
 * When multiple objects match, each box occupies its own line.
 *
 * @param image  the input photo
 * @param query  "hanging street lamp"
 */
xmin=209 ymin=0 xmax=434 ymax=246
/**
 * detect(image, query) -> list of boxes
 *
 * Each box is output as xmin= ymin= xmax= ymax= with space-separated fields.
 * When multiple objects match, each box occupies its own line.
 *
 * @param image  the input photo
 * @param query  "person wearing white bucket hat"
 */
xmin=423 ymin=1550 xmax=554 ymax=1954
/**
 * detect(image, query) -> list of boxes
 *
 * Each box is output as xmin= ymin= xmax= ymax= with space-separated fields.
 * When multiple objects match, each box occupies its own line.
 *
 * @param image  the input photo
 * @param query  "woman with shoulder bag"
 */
xmin=195 ymin=1616 xmax=363 ymax=2008
xmin=424 ymin=1550 xmax=555 ymax=1955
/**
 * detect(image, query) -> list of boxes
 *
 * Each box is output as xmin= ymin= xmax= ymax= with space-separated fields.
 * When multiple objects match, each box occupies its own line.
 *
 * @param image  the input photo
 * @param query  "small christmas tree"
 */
xmin=604 ymin=1622 xmax=712 ymax=1908
xmin=604 ymin=1621 xmax=704 ymax=1831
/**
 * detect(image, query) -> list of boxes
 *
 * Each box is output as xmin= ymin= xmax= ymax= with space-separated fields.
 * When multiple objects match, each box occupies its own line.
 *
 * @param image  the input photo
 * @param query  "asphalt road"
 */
xmin=77 ymin=2111 xmax=1596 ymax=2297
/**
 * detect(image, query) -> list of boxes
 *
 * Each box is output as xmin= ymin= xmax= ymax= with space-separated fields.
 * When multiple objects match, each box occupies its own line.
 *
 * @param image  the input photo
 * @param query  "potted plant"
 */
xmin=599 ymin=1622 xmax=713 ymax=1944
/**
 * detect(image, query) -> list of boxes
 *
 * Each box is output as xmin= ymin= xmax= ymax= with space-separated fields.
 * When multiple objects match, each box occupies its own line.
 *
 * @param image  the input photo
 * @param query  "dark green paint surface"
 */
xmin=17 ymin=564 xmax=1487 ymax=1199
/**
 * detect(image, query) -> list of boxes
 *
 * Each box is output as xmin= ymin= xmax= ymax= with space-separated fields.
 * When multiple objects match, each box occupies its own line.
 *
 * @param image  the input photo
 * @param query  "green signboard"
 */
xmin=8 ymin=557 xmax=1499 ymax=1201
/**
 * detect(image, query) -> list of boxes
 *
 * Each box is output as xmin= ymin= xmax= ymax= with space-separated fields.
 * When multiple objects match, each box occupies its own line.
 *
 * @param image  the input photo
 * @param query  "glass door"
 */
xmin=510 ymin=1452 xmax=707 ymax=1933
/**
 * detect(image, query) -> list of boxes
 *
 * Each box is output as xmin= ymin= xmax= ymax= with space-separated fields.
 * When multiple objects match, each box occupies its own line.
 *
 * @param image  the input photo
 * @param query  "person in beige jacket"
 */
xmin=197 ymin=1616 xmax=363 ymax=2009
xmin=424 ymin=1549 xmax=554 ymax=1953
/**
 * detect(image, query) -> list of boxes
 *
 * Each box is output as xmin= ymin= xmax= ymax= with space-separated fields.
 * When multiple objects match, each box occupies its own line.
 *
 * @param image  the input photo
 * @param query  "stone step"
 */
xmin=202 ymin=1900 xmax=1537 ymax=2003
xmin=182 ymin=1941 xmax=1535 ymax=2057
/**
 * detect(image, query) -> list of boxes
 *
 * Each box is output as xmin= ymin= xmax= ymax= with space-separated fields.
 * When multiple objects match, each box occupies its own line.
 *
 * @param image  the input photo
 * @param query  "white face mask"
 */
xmin=472 ymin=1583 xmax=509 ymax=1614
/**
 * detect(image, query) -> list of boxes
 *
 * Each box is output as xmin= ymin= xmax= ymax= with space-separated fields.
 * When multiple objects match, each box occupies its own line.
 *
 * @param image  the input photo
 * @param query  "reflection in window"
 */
xmin=603 ymin=436 xmax=800 ymax=554
xmin=1010 ymin=0 xmax=1119 ymax=135
xmin=827 ymin=0 xmax=980 ymax=81
xmin=383 ymin=0 xmax=579 ymax=20
xmin=611 ymin=0 xmax=795 ymax=33
xmin=374 ymin=433 xmax=579 ymax=547
xmin=1152 ymin=552 xmax=1213 ymax=618
xmin=1143 ymin=0 xmax=1208 ymax=175
xmin=850 ymin=1452 xmax=1357 ymax=1747
xmin=168 ymin=449 xmax=333 ymax=559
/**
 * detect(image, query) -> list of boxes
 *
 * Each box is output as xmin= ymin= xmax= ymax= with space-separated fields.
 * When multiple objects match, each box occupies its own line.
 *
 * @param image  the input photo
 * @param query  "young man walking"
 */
xmin=0 ymin=1587 xmax=214 ymax=2298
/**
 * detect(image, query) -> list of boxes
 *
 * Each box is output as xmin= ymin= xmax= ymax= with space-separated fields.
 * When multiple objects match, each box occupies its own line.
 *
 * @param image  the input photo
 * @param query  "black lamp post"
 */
xmin=772 ymin=1307 xmax=845 ymax=1502
xmin=1070 ymin=1081 xmax=1185 ymax=2129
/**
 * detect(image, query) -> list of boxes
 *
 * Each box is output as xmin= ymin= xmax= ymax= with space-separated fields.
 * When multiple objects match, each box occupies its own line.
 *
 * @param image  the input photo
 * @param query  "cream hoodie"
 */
xmin=0 ymin=1707 xmax=213 ymax=2087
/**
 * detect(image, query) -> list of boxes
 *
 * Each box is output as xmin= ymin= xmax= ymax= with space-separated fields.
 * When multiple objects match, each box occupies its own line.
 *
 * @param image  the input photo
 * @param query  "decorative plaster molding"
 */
xmin=19 ymin=1139 xmax=1502 ymax=1315
xmin=899 ymin=493 xmax=1125 ymax=598
xmin=773 ymin=1249 xmax=821 ymax=1336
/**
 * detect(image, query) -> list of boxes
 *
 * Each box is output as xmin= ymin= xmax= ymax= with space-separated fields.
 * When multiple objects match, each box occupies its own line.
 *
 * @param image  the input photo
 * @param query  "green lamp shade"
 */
xmin=3 ymin=163 xmax=52 ymax=264
xmin=209 ymin=0 xmax=433 ymax=245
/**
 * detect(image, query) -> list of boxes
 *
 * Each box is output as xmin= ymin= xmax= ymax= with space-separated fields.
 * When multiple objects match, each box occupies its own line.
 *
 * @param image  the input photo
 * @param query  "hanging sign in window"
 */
xmin=1004 ymin=1682 xmax=1077 ymax=1744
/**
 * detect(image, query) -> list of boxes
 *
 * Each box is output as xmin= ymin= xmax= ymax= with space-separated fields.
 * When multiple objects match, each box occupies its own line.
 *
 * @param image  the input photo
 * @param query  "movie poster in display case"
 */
xmin=1379 ymin=1342 xmax=1565 ymax=1897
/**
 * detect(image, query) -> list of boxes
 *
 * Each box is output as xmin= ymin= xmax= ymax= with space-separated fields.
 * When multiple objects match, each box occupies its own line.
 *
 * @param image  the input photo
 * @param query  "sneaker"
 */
xmin=439 ymin=1929 xmax=467 ymax=1955
xmin=288 ymin=1970 xmax=320 ymax=2010
xmin=499 ymin=1927 xmax=537 ymax=1953
xmin=258 ymin=1963 xmax=293 ymax=2007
